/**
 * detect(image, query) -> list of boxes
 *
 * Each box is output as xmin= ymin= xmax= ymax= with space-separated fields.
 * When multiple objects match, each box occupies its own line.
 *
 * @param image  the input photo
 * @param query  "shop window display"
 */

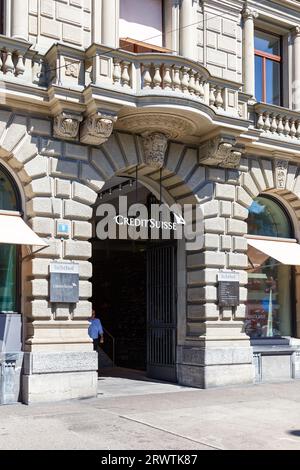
xmin=0 ymin=167 xmax=19 ymax=313
xmin=246 ymin=196 xmax=293 ymax=339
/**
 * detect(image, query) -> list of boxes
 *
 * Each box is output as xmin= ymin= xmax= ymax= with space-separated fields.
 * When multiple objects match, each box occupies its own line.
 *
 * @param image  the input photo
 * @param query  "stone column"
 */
xmin=293 ymin=27 xmax=300 ymax=110
xmin=180 ymin=0 xmax=198 ymax=61
xmin=242 ymin=3 xmax=257 ymax=97
xmin=165 ymin=0 xmax=180 ymax=54
xmin=102 ymin=0 xmax=119 ymax=48
xmin=11 ymin=0 xmax=29 ymax=41
xmin=92 ymin=0 xmax=102 ymax=43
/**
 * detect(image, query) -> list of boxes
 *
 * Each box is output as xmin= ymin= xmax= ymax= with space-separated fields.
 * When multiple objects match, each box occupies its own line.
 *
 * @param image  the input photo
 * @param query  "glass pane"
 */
xmin=0 ymin=170 xmax=18 ymax=210
xmin=0 ymin=244 xmax=17 ymax=312
xmin=246 ymin=259 xmax=292 ymax=338
xmin=255 ymin=30 xmax=280 ymax=56
xmin=266 ymin=59 xmax=281 ymax=105
xmin=255 ymin=55 xmax=263 ymax=102
xmin=246 ymin=196 xmax=293 ymax=339
xmin=247 ymin=196 xmax=291 ymax=238
xmin=0 ymin=167 xmax=19 ymax=314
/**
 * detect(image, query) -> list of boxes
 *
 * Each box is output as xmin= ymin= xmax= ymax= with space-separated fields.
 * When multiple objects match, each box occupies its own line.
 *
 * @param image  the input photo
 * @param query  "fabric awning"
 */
xmin=246 ymin=235 xmax=300 ymax=266
xmin=0 ymin=211 xmax=48 ymax=247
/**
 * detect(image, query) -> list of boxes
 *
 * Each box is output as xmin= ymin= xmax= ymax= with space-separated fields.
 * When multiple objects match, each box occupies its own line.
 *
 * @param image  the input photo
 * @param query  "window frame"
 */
xmin=254 ymin=29 xmax=283 ymax=105
xmin=0 ymin=164 xmax=22 ymax=315
xmin=246 ymin=195 xmax=296 ymax=341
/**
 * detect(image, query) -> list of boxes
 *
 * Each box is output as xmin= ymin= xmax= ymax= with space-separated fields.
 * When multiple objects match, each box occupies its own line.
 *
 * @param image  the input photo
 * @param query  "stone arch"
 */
xmin=239 ymin=157 xmax=300 ymax=226
xmin=0 ymin=112 xmax=214 ymax=355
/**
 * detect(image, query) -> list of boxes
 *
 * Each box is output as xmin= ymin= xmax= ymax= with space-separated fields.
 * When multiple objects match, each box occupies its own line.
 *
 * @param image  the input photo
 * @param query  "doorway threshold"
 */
xmin=97 ymin=368 xmax=191 ymax=398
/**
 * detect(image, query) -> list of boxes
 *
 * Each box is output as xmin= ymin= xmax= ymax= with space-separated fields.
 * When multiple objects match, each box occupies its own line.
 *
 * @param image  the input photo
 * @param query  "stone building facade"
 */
xmin=1 ymin=0 xmax=300 ymax=404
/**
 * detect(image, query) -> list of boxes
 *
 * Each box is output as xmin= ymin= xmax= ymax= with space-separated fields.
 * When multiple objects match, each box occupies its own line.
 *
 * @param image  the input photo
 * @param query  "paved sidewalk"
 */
xmin=1 ymin=371 xmax=300 ymax=450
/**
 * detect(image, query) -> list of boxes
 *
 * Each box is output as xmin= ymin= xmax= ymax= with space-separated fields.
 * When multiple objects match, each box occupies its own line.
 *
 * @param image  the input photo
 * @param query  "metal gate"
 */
xmin=146 ymin=244 xmax=177 ymax=382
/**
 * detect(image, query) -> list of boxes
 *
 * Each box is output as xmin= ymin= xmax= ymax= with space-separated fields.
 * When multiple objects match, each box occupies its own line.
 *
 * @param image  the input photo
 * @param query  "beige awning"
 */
xmin=246 ymin=235 xmax=300 ymax=266
xmin=0 ymin=211 xmax=48 ymax=247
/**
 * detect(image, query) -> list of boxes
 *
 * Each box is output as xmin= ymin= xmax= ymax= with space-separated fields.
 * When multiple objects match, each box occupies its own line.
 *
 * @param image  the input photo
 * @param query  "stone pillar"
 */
xmin=177 ymin=167 xmax=255 ymax=389
xmin=92 ymin=0 xmax=102 ymax=43
xmin=101 ymin=0 xmax=119 ymax=48
xmin=180 ymin=0 xmax=198 ymax=60
xmin=165 ymin=0 xmax=180 ymax=54
xmin=242 ymin=3 xmax=257 ymax=98
xmin=293 ymin=27 xmax=300 ymax=110
xmin=11 ymin=0 xmax=29 ymax=41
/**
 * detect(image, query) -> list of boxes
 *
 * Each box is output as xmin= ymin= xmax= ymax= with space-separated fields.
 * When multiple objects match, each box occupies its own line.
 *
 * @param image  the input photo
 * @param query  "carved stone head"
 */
xmin=142 ymin=132 xmax=168 ymax=169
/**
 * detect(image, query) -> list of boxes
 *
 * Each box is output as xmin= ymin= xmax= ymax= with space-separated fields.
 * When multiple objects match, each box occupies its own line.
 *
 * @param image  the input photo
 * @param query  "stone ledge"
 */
xmin=22 ymin=371 xmax=98 ymax=404
xmin=23 ymin=351 xmax=97 ymax=374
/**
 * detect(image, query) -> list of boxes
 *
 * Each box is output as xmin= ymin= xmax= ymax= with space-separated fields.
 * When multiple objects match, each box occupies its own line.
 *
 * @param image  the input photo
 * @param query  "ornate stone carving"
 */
xmin=65 ymin=59 xmax=80 ymax=79
xmin=80 ymin=113 xmax=117 ymax=146
xmin=293 ymin=25 xmax=300 ymax=37
xmin=275 ymin=159 xmax=288 ymax=190
xmin=117 ymin=113 xmax=196 ymax=140
xmin=242 ymin=2 xmax=258 ymax=20
xmin=54 ymin=112 xmax=83 ymax=140
xmin=199 ymin=136 xmax=242 ymax=169
xmin=142 ymin=132 xmax=169 ymax=169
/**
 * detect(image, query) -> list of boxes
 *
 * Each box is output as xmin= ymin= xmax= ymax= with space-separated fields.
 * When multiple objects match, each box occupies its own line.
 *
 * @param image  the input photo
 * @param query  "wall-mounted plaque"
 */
xmin=50 ymin=262 xmax=79 ymax=303
xmin=218 ymin=271 xmax=240 ymax=307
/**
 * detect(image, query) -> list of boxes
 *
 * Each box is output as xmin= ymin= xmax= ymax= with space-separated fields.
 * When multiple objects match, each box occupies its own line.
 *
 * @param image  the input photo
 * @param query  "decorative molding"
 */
xmin=54 ymin=112 xmax=83 ymax=140
xmin=293 ymin=25 xmax=300 ymax=37
xmin=65 ymin=59 xmax=80 ymax=79
xmin=275 ymin=159 xmax=288 ymax=189
xmin=117 ymin=113 xmax=196 ymax=140
xmin=80 ymin=113 xmax=117 ymax=146
xmin=142 ymin=132 xmax=169 ymax=169
xmin=242 ymin=2 xmax=258 ymax=20
xmin=199 ymin=136 xmax=242 ymax=169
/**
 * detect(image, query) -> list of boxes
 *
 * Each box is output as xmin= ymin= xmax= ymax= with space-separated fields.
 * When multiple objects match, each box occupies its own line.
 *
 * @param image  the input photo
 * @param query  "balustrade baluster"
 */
xmin=270 ymin=114 xmax=277 ymax=133
xmin=113 ymin=58 xmax=121 ymax=85
xmin=283 ymin=117 xmax=291 ymax=136
xmin=181 ymin=67 xmax=189 ymax=94
xmin=264 ymin=113 xmax=271 ymax=132
xmin=296 ymin=121 xmax=300 ymax=139
xmin=277 ymin=115 xmax=284 ymax=135
xmin=121 ymin=61 xmax=130 ymax=87
xmin=15 ymin=52 xmax=25 ymax=75
xmin=188 ymin=69 xmax=195 ymax=95
xmin=162 ymin=64 xmax=172 ymax=90
xmin=257 ymin=112 xmax=264 ymax=130
xmin=215 ymin=86 xmax=223 ymax=109
xmin=209 ymin=85 xmax=216 ymax=106
xmin=142 ymin=64 xmax=152 ymax=89
xmin=290 ymin=119 xmax=297 ymax=138
xmin=153 ymin=64 xmax=162 ymax=88
xmin=3 ymin=51 xmax=15 ymax=75
xmin=173 ymin=65 xmax=181 ymax=91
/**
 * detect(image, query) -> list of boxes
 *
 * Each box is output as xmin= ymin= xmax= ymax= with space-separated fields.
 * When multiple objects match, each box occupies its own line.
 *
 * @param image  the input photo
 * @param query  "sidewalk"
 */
xmin=1 ymin=370 xmax=300 ymax=450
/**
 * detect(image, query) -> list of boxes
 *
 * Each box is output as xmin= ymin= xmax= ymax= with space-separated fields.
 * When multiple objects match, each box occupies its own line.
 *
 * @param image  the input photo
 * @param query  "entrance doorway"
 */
xmin=91 ymin=178 xmax=178 ymax=383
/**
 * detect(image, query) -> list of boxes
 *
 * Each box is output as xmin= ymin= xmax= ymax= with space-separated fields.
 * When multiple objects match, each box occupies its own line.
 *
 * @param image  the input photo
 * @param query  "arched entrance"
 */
xmin=91 ymin=174 xmax=180 ymax=383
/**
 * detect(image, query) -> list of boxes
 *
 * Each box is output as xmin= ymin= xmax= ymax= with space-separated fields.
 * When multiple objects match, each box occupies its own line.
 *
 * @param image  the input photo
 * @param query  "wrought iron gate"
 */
xmin=146 ymin=244 xmax=177 ymax=382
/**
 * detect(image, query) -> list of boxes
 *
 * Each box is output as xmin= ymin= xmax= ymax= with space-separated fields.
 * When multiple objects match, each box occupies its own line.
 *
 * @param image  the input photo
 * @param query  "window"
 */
xmin=119 ymin=0 xmax=170 ymax=53
xmin=246 ymin=196 xmax=293 ymax=339
xmin=255 ymin=30 xmax=282 ymax=105
xmin=0 ymin=166 xmax=20 ymax=313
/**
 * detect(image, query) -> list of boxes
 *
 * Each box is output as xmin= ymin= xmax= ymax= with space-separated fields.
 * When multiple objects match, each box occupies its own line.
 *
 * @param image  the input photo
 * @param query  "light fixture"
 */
xmin=109 ymin=188 xmax=112 ymax=195
xmin=119 ymin=184 xmax=122 ymax=191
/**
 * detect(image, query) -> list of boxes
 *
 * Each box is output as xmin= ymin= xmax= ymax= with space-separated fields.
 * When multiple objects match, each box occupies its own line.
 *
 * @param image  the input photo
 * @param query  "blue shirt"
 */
xmin=88 ymin=318 xmax=104 ymax=339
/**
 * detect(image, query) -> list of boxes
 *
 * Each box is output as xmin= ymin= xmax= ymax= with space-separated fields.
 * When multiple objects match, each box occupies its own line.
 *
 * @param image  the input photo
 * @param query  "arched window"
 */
xmin=246 ymin=196 xmax=294 ymax=339
xmin=0 ymin=165 xmax=20 ymax=313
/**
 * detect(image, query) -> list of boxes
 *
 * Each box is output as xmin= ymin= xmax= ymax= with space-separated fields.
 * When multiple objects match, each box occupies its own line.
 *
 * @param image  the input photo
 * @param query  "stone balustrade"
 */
xmin=255 ymin=104 xmax=300 ymax=141
xmin=0 ymin=37 xmax=31 ymax=78
xmin=0 ymin=38 xmax=243 ymax=120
